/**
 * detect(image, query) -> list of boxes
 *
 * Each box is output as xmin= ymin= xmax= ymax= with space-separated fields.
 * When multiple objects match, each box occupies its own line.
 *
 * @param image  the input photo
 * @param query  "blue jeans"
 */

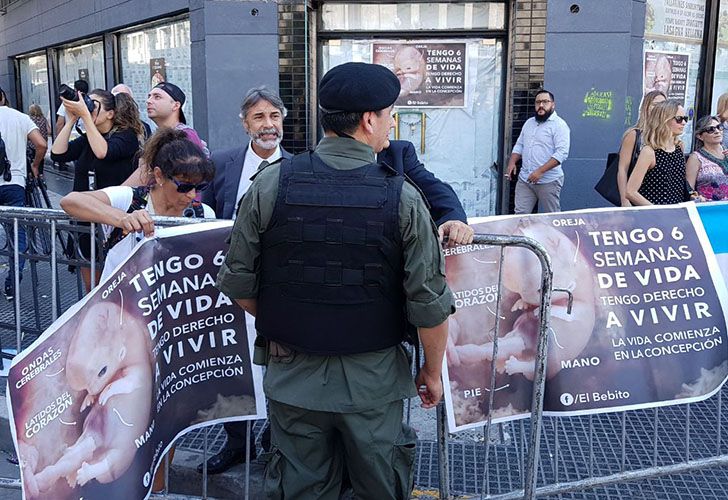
xmin=0 ymin=185 xmax=27 ymax=287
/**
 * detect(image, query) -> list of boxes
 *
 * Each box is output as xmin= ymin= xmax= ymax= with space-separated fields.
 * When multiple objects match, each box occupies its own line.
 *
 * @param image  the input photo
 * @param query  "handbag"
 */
xmin=595 ymin=130 xmax=641 ymax=206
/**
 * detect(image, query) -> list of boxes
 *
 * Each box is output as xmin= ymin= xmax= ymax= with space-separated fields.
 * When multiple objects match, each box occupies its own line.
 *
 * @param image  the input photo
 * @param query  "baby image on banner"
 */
xmin=443 ymin=204 xmax=728 ymax=433
xmin=372 ymin=42 xmax=466 ymax=108
xmin=7 ymin=221 xmax=266 ymax=500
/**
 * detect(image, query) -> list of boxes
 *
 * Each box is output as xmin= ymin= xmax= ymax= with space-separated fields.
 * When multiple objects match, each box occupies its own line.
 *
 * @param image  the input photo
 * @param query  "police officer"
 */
xmin=216 ymin=62 xmax=454 ymax=499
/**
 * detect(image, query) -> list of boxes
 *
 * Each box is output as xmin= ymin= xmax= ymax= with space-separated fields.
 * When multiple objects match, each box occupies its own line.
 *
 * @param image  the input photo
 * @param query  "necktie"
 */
xmin=235 ymin=160 xmax=271 ymax=218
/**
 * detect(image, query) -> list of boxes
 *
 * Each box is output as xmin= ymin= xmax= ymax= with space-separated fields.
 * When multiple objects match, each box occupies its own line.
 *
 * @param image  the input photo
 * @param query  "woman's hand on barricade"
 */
xmin=416 ymin=366 xmax=443 ymax=409
xmin=116 ymin=209 xmax=155 ymax=237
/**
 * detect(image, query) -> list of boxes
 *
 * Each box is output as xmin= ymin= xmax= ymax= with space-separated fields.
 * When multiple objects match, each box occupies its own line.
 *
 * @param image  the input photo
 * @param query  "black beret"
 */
xmin=319 ymin=62 xmax=400 ymax=113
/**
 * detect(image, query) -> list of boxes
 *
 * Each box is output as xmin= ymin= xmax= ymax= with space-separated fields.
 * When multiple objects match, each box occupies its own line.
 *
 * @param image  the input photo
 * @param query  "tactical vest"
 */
xmin=256 ymin=152 xmax=407 ymax=355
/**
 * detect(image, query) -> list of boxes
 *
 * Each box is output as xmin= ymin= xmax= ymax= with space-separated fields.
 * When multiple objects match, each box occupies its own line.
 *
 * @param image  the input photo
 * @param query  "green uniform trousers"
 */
xmin=264 ymin=398 xmax=417 ymax=500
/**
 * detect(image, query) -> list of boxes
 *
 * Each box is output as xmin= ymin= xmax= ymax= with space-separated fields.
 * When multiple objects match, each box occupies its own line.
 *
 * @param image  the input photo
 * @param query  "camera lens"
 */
xmin=58 ymin=84 xmax=78 ymax=101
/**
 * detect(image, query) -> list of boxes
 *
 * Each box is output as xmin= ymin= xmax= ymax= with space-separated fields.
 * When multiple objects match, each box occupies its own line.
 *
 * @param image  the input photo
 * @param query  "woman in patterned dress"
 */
xmin=686 ymin=115 xmax=728 ymax=202
xmin=626 ymin=100 xmax=691 ymax=206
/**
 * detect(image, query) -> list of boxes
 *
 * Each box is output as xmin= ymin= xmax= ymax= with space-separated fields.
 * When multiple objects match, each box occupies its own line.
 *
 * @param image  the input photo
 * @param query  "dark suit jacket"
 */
xmin=203 ymin=145 xmax=292 ymax=219
xmin=378 ymin=140 xmax=467 ymax=225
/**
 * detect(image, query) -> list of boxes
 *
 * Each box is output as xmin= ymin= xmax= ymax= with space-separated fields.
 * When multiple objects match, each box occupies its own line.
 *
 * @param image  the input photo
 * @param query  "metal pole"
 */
xmin=13 ymin=219 xmax=21 ymax=353
xmin=202 ymin=428 xmax=208 ymax=499
xmin=458 ymin=233 xmax=552 ymax=500
xmin=51 ymin=219 xmax=58 ymax=321
xmin=437 ymin=402 xmax=450 ymax=499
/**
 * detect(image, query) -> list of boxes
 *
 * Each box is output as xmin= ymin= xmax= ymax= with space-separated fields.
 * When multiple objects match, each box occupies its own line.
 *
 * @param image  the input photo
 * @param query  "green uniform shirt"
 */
xmin=217 ymin=136 xmax=455 ymax=412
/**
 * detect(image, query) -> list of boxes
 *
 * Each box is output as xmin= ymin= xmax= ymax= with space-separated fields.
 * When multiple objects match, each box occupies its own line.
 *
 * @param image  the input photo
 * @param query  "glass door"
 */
xmin=321 ymin=37 xmax=504 ymax=217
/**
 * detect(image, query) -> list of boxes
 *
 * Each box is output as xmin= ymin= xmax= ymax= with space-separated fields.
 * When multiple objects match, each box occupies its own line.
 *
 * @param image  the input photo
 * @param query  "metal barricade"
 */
xmin=6 ymin=210 xmax=726 ymax=499
xmin=430 ymin=233 xmax=728 ymax=500
xmin=0 ymin=205 xmax=253 ymax=499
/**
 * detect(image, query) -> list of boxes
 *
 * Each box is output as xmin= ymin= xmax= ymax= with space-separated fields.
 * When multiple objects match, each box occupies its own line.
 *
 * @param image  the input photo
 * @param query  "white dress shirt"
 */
xmin=234 ymin=142 xmax=282 ymax=211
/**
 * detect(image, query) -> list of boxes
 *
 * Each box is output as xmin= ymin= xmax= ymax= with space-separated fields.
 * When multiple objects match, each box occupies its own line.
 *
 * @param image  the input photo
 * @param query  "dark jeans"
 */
xmin=1 ymin=185 xmax=27 ymax=287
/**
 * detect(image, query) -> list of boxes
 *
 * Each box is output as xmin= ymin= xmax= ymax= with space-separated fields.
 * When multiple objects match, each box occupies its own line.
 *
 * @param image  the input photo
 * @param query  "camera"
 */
xmin=58 ymin=84 xmax=95 ymax=115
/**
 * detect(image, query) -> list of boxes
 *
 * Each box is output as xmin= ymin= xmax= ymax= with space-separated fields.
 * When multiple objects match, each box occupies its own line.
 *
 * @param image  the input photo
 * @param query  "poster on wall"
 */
xmin=645 ymin=0 xmax=706 ymax=41
xmin=8 ymin=222 xmax=266 ymax=499
xmin=150 ymin=58 xmax=167 ymax=88
xmin=443 ymin=204 xmax=728 ymax=433
xmin=372 ymin=42 xmax=466 ymax=108
xmin=643 ymin=50 xmax=690 ymax=103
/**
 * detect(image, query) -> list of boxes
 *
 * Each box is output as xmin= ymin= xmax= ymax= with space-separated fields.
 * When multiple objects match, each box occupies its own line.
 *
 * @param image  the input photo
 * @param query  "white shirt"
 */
xmin=512 ymin=111 xmax=571 ymax=184
xmin=57 ymin=104 xmax=86 ymax=133
xmin=234 ymin=143 xmax=282 ymax=213
xmin=0 ymin=107 xmax=38 ymax=187
xmin=98 ymin=185 xmax=215 ymax=283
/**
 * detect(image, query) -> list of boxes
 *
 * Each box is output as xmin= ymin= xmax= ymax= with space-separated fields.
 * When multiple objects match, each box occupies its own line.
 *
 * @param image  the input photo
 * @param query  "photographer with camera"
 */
xmin=51 ymin=87 xmax=145 ymax=293
xmin=0 ymin=86 xmax=47 ymax=299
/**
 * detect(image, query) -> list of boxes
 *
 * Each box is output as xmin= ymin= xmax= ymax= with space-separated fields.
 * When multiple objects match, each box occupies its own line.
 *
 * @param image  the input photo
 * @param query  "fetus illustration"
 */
xmin=393 ymin=46 xmax=426 ymax=97
xmin=25 ymin=301 xmax=153 ymax=497
xmin=449 ymin=220 xmax=596 ymax=381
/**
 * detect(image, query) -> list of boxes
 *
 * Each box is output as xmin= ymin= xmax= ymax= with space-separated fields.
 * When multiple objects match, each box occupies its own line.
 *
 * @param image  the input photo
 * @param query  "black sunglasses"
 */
xmin=167 ymin=175 xmax=209 ymax=193
xmin=700 ymin=125 xmax=723 ymax=134
xmin=674 ymin=115 xmax=690 ymax=124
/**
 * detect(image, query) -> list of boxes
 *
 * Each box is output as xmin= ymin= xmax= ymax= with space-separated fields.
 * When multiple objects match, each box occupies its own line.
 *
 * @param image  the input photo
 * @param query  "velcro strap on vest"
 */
xmin=285 ymin=181 xmax=387 ymax=208
xmin=264 ymin=219 xmax=386 ymax=247
xmin=270 ymin=261 xmax=383 ymax=285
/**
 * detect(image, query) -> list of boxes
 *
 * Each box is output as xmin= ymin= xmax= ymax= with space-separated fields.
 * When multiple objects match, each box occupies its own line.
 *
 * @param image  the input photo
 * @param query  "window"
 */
xmin=18 ymin=54 xmax=50 ymax=121
xmin=118 ymin=18 xmax=193 ymax=126
xmin=321 ymin=2 xmax=506 ymax=31
xmin=644 ymin=0 xmax=706 ymax=148
xmin=58 ymin=41 xmax=106 ymax=91
xmin=321 ymin=38 xmax=504 ymax=216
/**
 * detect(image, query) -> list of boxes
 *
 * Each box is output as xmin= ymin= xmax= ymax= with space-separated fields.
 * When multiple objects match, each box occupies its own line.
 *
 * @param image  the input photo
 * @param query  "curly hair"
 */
xmin=141 ymin=128 xmax=214 ymax=186
xmin=89 ymin=89 xmax=145 ymax=144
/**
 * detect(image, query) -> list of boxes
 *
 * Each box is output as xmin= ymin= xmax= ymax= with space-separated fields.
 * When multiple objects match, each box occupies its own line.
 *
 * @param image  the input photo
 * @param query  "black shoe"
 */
xmin=4 ymin=283 xmax=13 ymax=301
xmin=197 ymin=444 xmax=255 ymax=475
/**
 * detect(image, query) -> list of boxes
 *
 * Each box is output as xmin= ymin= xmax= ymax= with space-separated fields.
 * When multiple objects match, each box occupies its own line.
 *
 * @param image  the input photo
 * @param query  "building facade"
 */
xmin=0 ymin=0 xmax=724 ymax=214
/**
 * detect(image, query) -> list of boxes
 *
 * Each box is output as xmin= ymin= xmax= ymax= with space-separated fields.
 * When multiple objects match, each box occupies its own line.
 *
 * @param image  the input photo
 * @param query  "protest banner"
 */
xmin=7 ymin=221 xmax=265 ymax=499
xmin=444 ymin=204 xmax=728 ymax=433
xmin=372 ymin=42 xmax=466 ymax=107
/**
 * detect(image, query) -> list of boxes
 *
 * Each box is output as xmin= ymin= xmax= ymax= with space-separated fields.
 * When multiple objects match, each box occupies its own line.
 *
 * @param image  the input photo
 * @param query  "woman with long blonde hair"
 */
xmin=617 ymin=90 xmax=666 ymax=206
xmin=626 ymin=100 xmax=691 ymax=205
xmin=717 ymin=92 xmax=728 ymax=150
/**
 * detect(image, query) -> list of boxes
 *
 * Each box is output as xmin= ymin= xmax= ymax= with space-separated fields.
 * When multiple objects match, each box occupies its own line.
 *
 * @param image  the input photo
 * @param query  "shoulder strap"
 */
xmin=103 ymin=187 xmax=149 ymax=254
xmin=628 ymin=130 xmax=642 ymax=176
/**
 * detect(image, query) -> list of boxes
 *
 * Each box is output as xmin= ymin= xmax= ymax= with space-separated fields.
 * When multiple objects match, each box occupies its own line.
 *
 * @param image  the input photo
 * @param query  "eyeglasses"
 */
xmin=700 ymin=125 xmax=723 ymax=134
xmin=674 ymin=116 xmax=690 ymax=124
xmin=166 ymin=175 xmax=209 ymax=193
xmin=535 ymin=99 xmax=552 ymax=105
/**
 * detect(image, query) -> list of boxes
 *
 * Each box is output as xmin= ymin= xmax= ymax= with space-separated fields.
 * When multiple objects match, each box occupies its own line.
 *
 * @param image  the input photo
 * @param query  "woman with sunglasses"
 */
xmin=60 ymin=128 xmax=215 ymax=283
xmin=626 ymin=100 xmax=692 ymax=205
xmin=52 ymin=89 xmax=145 ymax=291
xmin=616 ymin=90 xmax=666 ymax=206
xmin=686 ymin=115 xmax=728 ymax=201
